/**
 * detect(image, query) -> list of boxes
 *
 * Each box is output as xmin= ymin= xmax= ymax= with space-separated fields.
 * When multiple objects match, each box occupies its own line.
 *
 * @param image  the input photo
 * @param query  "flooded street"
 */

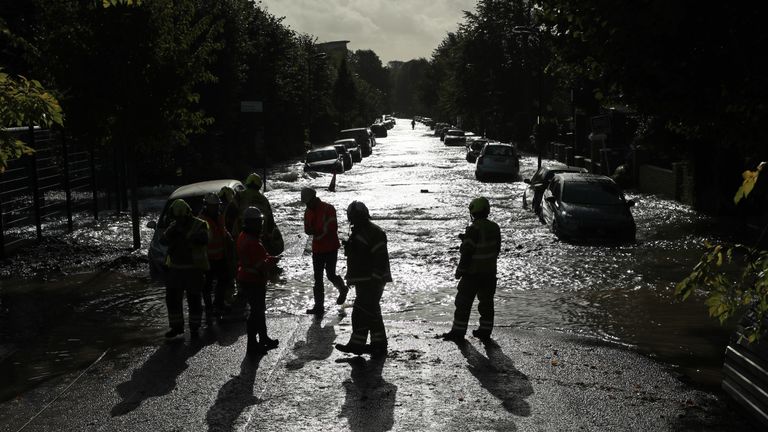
xmin=0 ymin=119 xmax=733 ymax=401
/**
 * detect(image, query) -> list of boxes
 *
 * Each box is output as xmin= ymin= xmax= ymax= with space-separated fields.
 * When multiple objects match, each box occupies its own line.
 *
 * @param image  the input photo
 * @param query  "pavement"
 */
xmin=0 ymin=314 xmax=750 ymax=432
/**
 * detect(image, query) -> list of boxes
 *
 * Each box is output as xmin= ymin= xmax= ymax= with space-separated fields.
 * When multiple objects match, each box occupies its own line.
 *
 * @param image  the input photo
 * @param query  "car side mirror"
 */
xmin=627 ymin=200 xmax=636 ymax=207
xmin=545 ymin=196 xmax=556 ymax=204
xmin=147 ymin=220 xmax=157 ymax=229
xmin=523 ymin=179 xmax=531 ymax=184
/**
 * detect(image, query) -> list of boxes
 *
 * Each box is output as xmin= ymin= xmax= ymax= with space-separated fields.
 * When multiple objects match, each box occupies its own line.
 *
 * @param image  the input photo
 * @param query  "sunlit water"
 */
xmin=0 ymin=120 xmax=733 ymax=401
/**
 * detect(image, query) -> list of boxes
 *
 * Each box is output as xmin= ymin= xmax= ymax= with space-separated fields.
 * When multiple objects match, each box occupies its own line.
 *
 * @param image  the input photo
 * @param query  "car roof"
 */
xmin=340 ymin=128 xmax=367 ymax=133
xmin=309 ymin=145 xmax=337 ymax=152
xmin=555 ymin=173 xmax=616 ymax=183
xmin=540 ymin=165 xmax=587 ymax=175
xmin=334 ymin=138 xmax=357 ymax=143
xmin=169 ymin=179 xmax=243 ymax=200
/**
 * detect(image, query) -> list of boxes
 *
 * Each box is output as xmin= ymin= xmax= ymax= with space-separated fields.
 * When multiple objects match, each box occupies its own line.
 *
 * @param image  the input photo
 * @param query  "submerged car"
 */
xmin=334 ymin=144 xmax=353 ymax=171
xmin=523 ymin=164 xmax=588 ymax=218
xmin=370 ymin=122 xmax=388 ymax=138
xmin=338 ymin=128 xmax=372 ymax=157
xmin=334 ymin=138 xmax=362 ymax=163
xmin=540 ymin=173 xmax=636 ymax=242
xmin=466 ymin=138 xmax=490 ymax=163
xmin=443 ymin=129 xmax=466 ymax=146
xmin=474 ymin=143 xmax=519 ymax=181
xmin=304 ymin=146 xmax=344 ymax=174
xmin=147 ymin=179 xmax=245 ymax=279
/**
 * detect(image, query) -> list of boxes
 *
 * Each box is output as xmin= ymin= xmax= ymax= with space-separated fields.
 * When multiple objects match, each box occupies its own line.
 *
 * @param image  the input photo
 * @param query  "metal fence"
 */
xmin=0 ymin=126 xmax=99 ymax=258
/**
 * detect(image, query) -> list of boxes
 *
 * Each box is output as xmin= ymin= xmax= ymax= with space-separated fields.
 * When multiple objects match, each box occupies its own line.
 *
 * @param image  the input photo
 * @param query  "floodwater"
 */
xmin=0 ymin=120 xmax=734 ymax=401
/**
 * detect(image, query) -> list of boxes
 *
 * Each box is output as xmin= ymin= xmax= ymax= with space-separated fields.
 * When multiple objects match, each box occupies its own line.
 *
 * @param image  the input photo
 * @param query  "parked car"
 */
xmin=443 ymin=129 xmax=466 ymax=146
xmin=334 ymin=138 xmax=362 ymax=163
xmin=540 ymin=173 xmax=636 ymax=242
xmin=304 ymin=146 xmax=344 ymax=174
xmin=370 ymin=122 xmax=388 ymax=138
xmin=474 ymin=143 xmax=520 ymax=181
xmin=466 ymin=138 xmax=490 ymax=163
xmin=338 ymin=128 xmax=372 ymax=157
xmin=434 ymin=123 xmax=450 ymax=137
xmin=523 ymin=164 xmax=588 ymax=218
xmin=334 ymin=144 xmax=353 ymax=171
xmin=146 ymin=179 xmax=245 ymax=280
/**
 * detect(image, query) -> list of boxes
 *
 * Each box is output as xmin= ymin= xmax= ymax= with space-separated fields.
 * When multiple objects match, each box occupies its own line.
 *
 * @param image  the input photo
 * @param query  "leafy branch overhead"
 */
xmin=0 ymin=70 xmax=63 ymax=173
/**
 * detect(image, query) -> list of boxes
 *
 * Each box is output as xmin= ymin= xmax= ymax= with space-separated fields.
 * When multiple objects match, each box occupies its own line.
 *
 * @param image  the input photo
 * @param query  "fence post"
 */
xmin=28 ymin=125 xmax=42 ymax=241
xmin=60 ymin=129 xmax=74 ymax=232
xmin=90 ymin=142 xmax=99 ymax=220
xmin=0 ymin=174 xmax=5 ymax=259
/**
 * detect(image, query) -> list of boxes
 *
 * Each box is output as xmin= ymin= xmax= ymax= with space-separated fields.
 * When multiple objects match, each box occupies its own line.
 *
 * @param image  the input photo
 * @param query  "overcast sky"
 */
xmin=259 ymin=0 xmax=478 ymax=64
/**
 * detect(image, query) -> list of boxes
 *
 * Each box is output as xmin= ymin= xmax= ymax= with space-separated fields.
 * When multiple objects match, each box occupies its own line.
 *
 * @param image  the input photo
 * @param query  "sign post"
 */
xmin=241 ymin=101 xmax=265 ymax=188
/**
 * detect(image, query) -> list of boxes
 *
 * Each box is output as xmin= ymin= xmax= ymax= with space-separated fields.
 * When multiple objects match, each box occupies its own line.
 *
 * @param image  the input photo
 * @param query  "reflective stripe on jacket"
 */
xmin=164 ymin=217 xmax=210 ymax=271
xmin=203 ymin=214 xmax=228 ymax=260
xmin=457 ymin=218 xmax=501 ymax=275
xmin=236 ymin=232 xmax=271 ymax=284
xmin=345 ymin=221 xmax=392 ymax=284
xmin=304 ymin=199 xmax=340 ymax=253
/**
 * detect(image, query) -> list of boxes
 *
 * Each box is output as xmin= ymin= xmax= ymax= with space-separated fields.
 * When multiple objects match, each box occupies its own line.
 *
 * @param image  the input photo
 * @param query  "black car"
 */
xmin=334 ymin=139 xmax=362 ymax=163
xmin=465 ymin=138 xmax=489 ymax=163
xmin=334 ymin=144 xmax=353 ymax=171
xmin=338 ymin=128 xmax=372 ymax=157
xmin=370 ymin=122 xmax=388 ymax=138
xmin=541 ymin=173 xmax=636 ymax=242
xmin=304 ymin=146 xmax=344 ymax=173
xmin=523 ymin=164 xmax=588 ymax=218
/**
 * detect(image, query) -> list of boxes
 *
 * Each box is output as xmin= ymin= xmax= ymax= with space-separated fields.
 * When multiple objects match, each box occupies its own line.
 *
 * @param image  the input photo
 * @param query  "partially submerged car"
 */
xmin=466 ymin=138 xmax=490 ymax=163
xmin=474 ymin=143 xmax=519 ymax=181
xmin=334 ymin=138 xmax=362 ymax=163
xmin=370 ymin=122 xmax=388 ymax=138
xmin=147 ymin=179 xmax=245 ymax=279
xmin=523 ymin=164 xmax=588 ymax=218
xmin=540 ymin=173 xmax=637 ymax=242
xmin=334 ymin=144 xmax=353 ymax=171
xmin=443 ymin=129 xmax=466 ymax=146
xmin=304 ymin=146 xmax=344 ymax=174
xmin=338 ymin=128 xmax=372 ymax=157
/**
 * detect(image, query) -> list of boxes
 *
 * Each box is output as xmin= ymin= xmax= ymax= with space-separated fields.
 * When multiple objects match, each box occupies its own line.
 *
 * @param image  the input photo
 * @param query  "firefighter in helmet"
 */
xmin=441 ymin=197 xmax=501 ymax=342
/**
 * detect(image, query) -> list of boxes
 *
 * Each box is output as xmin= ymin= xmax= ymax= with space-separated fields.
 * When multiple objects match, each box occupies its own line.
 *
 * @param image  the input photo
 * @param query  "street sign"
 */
xmin=240 ymin=101 xmax=263 ymax=113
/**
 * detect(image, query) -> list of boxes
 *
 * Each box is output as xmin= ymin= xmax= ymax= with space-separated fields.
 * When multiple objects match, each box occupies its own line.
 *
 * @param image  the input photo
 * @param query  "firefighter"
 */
xmin=237 ymin=206 xmax=281 ymax=357
xmin=218 ymin=185 xmax=239 ymax=236
xmin=201 ymin=193 xmax=233 ymax=320
xmin=161 ymin=199 xmax=209 ymax=339
xmin=239 ymin=173 xmax=283 ymax=256
xmin=301 ymin=187 xmax=348 ymax=315
xmin=335 ymin=201 xmax=391 ymax=356
xmin=441 ymin=197 xmax=501 ymax=342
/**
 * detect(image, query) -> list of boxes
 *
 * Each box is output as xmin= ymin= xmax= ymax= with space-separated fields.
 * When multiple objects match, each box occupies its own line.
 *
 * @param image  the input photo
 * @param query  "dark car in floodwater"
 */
xmin=334 ymin=144 xmax=353 ymax=171
xmin=338 ymin=128 xmax=372 ymax=157
xmin=523 ymin=164 xmax=588 ymax=219
xmin=466 ymin=138 xmax=490 ymax=163
xmin=541 ymin=173 xmax=636 ymax=242
xmin=334 ymin=138 xmax=362 ymax=163
xmin=443 ymin=129 xmax=466 ymax=146
xmin=147 ymin=179 xmax=245 ymax=280
xmin=370 ymin=122 xmax=388 ymax=138
xmin=304 ymin=146 xmax=344 ymax=174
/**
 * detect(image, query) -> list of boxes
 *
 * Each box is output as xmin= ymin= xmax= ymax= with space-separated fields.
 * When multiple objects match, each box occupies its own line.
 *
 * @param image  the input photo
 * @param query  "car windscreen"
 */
xmin=562 ymin=181 xmax=624 ymax=205
xmin=446 ymin=130 xmax=464 ymax=136
xmin=307 ymin=150 xmax=337 ymax=162
xmin=484 ymin=146 xmax=513 ymax=157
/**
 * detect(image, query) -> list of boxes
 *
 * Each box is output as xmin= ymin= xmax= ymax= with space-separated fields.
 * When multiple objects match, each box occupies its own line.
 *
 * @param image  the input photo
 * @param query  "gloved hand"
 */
xmin=454 ymin=270 xmax=463 ymax=280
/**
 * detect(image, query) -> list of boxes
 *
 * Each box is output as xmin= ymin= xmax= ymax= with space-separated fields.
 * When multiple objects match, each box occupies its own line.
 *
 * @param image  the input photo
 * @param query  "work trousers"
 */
xmin=348 ymin=281 xmax=387 ymax=347
xmin=204 ymin=258 xmax=232 ymax=312
xmin=312 ymin=250 xmax=345 ymax=307
xmin=166 ymin=268 xmax=205 ymax=331
xmin=239 ymin=280 xmax=269 ymax=342
xmin=450 ymin=274 xmax=497 ymax=336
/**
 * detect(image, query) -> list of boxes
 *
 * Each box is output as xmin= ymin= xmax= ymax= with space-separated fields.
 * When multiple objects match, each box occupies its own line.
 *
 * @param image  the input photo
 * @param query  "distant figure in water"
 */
xmin=411 ymin=119 xmax=416 ymax=129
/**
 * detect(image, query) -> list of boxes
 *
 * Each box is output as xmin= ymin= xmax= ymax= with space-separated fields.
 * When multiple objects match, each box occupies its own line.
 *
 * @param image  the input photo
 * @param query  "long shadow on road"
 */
xmin=458 ymin=339 xmax=533 ymax=416
xmin=285 ymin=315 xmax=339 ymax=370
xmin=337 ymin=355 xmax=397 ymax=432
xmin=110 ymin=323 xmax=245 ymax=417
xmin=205 ymin=357 xmax=263 ymax=432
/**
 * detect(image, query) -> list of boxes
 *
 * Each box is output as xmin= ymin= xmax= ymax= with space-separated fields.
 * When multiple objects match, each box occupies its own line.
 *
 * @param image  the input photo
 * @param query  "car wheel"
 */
xmin=553 ymin=219 xmax=569 ymax=241
xmin=475 ymin=172 xmax=484 ymax=181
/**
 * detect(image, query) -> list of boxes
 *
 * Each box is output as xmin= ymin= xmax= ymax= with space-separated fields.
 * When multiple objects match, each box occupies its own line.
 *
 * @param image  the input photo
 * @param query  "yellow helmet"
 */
xmin=169 ymin=199 xmax=192 ymax=218
xmin=468 ymin=197 xmax=490 ymax=215
xmin=245 ymin=173 xmax=262 ymax=189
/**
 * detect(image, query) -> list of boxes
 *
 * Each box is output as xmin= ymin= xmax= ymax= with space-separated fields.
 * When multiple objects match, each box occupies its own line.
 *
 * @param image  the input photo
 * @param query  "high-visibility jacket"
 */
xmin=163 ymin=216 xmax=210 ymax=271
xmin=457 ymin=217 xmax=501 ymax=276
xmin=236 ymin=232 xmax=277 ymax=285
xmin=203 ymin=214 xmax=228 ymax=261
xmin=345 ymin=221 xmax=392 ymax=285
xmin=304 ymin=199 xmax=340 ymax=253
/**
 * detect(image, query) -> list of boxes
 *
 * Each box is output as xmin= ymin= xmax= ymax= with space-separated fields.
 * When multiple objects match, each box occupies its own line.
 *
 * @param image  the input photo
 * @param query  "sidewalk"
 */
xmin=0 ymin=315 xmax=748 ymax=432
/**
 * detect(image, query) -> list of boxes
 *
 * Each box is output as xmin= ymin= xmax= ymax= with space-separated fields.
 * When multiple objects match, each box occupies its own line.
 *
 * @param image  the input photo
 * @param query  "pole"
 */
xmin=28 ymin=125 xmax=42 ymax=240
xmin=537 ymin=37 xmax=543 ymax=170
xmin=60 ymin=129 xmax=74 ymax=232
xmin=129 ymin=141 xmax=140 ymax=249
xmin=0 ymin=170 xmax=5 ymax=259
xmin=90 ymin=142 xmax=99 ymax=220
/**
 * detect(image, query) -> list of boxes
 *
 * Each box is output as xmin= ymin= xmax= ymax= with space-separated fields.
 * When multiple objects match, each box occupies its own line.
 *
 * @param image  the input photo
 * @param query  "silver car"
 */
xmin=147 ymin=179 xmax=245 ymax=279
xmin=474 ymin=143 xmax=520 ymax=181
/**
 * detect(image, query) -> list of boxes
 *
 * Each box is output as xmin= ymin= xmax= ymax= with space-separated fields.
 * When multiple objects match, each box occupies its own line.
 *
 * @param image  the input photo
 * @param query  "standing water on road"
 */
xmin=0 ymin=119 xmax=732 ymax=401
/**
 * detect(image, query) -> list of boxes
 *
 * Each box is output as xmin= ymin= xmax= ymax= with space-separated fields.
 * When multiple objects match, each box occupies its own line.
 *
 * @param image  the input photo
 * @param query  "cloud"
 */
xmin=260 ymin=0 xmax=477 ymax=62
